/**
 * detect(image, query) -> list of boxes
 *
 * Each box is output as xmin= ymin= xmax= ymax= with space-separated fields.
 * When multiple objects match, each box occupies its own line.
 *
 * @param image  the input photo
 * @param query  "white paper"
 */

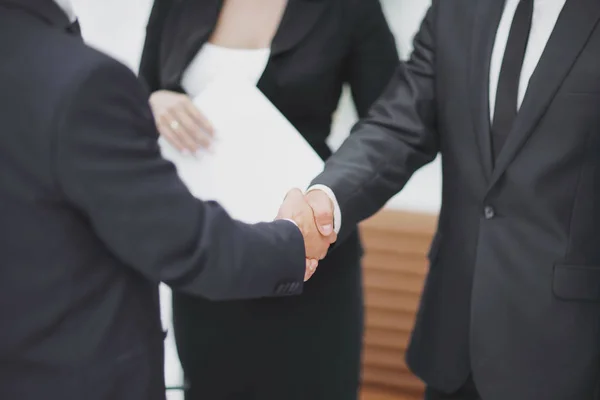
xmin=159 ymin=77 xmax=325 ymax=223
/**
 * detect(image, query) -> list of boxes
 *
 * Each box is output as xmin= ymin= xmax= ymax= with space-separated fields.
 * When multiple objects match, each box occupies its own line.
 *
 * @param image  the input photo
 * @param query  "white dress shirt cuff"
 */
xmin=306 ymin=185 xmax=342 ymax=234
xmin=282 ymin=218 xmax=298 ymax=228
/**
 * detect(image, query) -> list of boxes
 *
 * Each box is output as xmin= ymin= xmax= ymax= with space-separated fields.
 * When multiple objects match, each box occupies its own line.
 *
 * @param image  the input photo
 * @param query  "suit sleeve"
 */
xmin=345 ymin=0 xmax=400 ymax=117
xmin=54 ymin=58 xmax=306 ymax=301
xmin=312 ymin=3 xmax=440 ymax=242
xmin=138 ymin=0 xmax=171 ymax=92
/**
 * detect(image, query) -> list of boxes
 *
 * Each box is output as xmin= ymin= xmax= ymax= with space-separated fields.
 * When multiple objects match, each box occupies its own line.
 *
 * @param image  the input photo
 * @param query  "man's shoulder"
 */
xmin=34 ymin=35 xmax=147 ymax=130
xmin=47 ymin=36 xmax=137 ymax=95
xmin=5 ymin=24 xmax=139 ymax=113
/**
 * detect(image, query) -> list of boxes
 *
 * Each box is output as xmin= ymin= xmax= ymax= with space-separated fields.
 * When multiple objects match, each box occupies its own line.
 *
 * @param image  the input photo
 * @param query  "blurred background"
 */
xmin=70 ymin=1 xmax=437 ymax=399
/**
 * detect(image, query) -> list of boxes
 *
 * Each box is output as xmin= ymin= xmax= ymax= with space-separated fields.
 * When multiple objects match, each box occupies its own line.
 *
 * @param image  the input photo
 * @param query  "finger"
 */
xmin=306 ymin=191 xmax=334 ymax=236
xmin=319 ymin=250 xmax=328 ymax=260
xmin=304 ymin=259 xmax=312 ymax=281
xmin=176 ymin=105 xmax=213 ymax=149
xmin=318 ymin=242 xmax=330 ymax=260
xmin=171 ymin=108 xmax=208 ymax=151
xmin=327 ymin=232 xmax=338 ymax=244
xmin=157 ymin=115 xmax=187 ymax=152
xmin=158 ymin=112 xmax=194 ymax=152
xmin=284 ymin=188 xmax=304 ymax=202
xmin=282 ymin=188 xmax=305 ymax=213
xmin=304 ymin=270 xmax=313 ymax=282
xmin=276 ymin=188 xmax=304 ymax=221
xmin=305 ymin=234 xmax=330 ymax=261
xmin=304 ymin=259 xmax=318 ymax=281
xmin=183 ymin=101 xmax=214 ymax=137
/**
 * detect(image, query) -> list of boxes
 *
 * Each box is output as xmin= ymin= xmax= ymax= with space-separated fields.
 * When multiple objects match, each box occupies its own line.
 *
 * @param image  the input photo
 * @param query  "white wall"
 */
xmin=70 ymin=0 xmax=438 ymax=396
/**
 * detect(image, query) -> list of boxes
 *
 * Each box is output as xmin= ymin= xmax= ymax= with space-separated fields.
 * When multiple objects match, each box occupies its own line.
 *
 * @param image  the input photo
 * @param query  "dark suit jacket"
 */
xmin=0 ymin=1 xmax=305 ymax=398
xmin=312 ymin=0 xmax=600 ymax=399
xmin=139 ymin=0 xmax=399 ymax=272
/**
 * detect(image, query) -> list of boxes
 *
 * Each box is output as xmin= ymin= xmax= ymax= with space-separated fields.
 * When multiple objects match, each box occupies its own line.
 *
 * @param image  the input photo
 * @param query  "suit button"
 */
xmin=484 ymin=206 xmax=495 ymax=219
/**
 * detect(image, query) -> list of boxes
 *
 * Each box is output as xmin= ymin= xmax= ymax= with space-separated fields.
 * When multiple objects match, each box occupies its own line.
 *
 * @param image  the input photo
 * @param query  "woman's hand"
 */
xmin=149 ymin=90 xmax=214 ymax=153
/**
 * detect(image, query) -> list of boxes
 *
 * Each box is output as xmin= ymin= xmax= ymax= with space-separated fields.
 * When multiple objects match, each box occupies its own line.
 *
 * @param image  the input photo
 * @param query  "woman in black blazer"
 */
xmin=139 ymin=0 xmax=399 ymax=399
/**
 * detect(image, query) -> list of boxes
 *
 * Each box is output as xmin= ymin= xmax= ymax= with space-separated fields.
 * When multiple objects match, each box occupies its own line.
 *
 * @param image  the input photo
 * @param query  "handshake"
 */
xmin=276 ymin=189 xmax=337 ymax=282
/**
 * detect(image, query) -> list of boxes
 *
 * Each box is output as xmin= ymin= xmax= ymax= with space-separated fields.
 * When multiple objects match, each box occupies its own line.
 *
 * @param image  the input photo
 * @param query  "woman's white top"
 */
xmin=181 ymin=42 xmax=271 ymax=98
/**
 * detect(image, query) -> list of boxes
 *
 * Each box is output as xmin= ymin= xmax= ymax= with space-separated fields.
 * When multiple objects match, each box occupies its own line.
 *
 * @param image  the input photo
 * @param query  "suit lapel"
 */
xmin=489 ymin=0 xmax=600 ymax=188
xmin=258 ymin=0 xmax=327 ymax=92
xmin=469 ymin=0 xmax=506 ymax=181
xmin=270 ymin=0 xmax=327 ymax=57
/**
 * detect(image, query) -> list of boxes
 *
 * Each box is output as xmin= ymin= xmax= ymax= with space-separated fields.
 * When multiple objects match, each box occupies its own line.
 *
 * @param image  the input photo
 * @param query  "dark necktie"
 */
xmin=491 ymin=0 xmax=534 ymax=161
xmin=66 ymin=20 xmax=81 ymax=37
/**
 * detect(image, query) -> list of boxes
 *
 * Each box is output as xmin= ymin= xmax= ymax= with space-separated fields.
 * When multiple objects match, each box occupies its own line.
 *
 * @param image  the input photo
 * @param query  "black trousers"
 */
xmin=425 ymin=376 xmax=481 ymax=400
xmin=174 ymin=237 xmax=364 ymax=400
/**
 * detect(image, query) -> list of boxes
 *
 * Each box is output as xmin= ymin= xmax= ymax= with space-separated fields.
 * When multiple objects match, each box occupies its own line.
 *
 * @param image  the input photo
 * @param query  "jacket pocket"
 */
xmin=553 ymin=264 xmax=600 ymax=302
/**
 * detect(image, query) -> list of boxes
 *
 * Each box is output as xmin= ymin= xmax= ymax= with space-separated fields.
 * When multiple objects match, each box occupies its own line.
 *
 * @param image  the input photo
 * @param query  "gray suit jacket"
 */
xmin=312 ymin=0 xmax=600 ymax=399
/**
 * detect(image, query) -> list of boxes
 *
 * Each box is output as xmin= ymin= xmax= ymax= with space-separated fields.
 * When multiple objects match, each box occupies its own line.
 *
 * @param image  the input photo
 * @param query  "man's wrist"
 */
xmin=306 ymin=185 xmax=342 ymax=234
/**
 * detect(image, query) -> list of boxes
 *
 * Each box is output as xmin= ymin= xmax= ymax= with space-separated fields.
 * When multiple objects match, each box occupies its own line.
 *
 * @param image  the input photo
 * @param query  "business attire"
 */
xmin=311 ymin=0 xmax=600 ymax=399
xmin=0 ymin=0 xmax=307 ymax=399
xmin=139 ymin=0 xmax=399 ymax=399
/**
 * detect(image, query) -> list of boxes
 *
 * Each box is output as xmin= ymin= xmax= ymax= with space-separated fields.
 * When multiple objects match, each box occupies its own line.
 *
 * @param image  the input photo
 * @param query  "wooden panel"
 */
xmin=359 ymin=209 xmax=437 ymax=399
xmin=361 ymin=388 xmax=420 ymax=400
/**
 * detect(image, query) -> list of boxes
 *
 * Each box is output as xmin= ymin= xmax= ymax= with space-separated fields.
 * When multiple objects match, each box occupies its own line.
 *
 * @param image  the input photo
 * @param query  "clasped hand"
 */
xmin=276 ymin=189 xmax=337 ymax=281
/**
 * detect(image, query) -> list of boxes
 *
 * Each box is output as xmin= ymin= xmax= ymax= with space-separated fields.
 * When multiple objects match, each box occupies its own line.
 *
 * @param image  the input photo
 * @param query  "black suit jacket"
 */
xmin=312 ymin=0 xmax=600 ymax=399
xmin=0 ymin=1 xmax=305 ymax=398
xmin=139 ymin=0 xmax=399 ymax=273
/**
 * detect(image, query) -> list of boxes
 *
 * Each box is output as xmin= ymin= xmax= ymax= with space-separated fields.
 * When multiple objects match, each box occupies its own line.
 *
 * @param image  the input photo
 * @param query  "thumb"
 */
xmin=284 ymin=188 xmax=304 ymax=203
xmin=306 ymin=191 xmax=334 ymax=236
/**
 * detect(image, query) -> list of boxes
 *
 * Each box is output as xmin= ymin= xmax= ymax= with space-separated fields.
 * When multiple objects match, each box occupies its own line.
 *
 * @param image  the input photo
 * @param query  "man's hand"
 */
xmin=304 ymin=189 xmax=335 ymax=236
xmin=277 ymin=189 xmax=337 ymax=280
